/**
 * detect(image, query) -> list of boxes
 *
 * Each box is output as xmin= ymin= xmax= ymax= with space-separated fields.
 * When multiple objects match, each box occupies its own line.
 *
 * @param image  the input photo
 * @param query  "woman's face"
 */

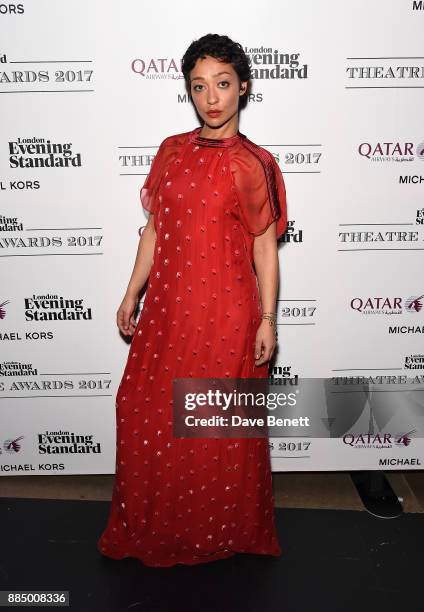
xmin=189 ymin=55 xmax=247 ymax=130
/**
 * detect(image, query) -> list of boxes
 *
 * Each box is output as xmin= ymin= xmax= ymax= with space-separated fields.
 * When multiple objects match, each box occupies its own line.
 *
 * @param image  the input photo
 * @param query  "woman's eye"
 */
xmin=192 ymin=81 xmax=230 ymax=92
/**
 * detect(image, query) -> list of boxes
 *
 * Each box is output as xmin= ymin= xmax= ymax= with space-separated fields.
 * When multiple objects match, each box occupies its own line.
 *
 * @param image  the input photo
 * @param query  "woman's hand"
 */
xmin=254 ymin=319 xmax=277 ymax=366
xmin=116 ymin=292 xmax=138 ymax=336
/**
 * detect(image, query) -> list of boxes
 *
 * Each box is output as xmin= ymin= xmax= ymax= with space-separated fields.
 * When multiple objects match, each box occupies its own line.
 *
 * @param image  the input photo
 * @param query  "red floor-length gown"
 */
xmin=98 ymin=126 xmax=288 ymax=567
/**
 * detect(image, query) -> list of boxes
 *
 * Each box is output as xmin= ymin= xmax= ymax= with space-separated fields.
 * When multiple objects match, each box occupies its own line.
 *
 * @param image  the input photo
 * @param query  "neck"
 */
xmin=199 ymin=117 xmax=239 ymax=140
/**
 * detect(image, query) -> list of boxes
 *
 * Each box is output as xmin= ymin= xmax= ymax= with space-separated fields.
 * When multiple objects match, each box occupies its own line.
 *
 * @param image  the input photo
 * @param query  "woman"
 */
xmin=98 ymin=33 xmax=288 ymax=567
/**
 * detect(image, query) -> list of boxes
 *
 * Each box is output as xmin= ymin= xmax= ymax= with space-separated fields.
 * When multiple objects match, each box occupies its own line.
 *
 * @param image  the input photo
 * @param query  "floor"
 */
xmin=0 ymin=471 xmax=423 ymax=612
xmin=1 ymin=470 xmax=423 ymax=512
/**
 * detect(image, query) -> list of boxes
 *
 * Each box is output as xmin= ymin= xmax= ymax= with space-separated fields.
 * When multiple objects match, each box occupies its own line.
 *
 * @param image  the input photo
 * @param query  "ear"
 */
xmin=239 ymin=81 xmax=248 ymax=95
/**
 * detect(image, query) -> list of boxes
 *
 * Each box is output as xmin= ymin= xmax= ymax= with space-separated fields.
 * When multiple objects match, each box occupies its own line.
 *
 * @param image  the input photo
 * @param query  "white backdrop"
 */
xmin=1 ymin=0 xmax=423 ymax=475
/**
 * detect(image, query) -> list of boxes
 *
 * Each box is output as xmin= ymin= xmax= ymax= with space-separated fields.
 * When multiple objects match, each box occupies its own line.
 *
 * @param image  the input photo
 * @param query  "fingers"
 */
xmin=254 ymin=339 xmax=276 ymax=366
xmin=117 ymin=309 xmax=136 ymax=336
xmin=254 ymin=340 xmax=263 ymax=361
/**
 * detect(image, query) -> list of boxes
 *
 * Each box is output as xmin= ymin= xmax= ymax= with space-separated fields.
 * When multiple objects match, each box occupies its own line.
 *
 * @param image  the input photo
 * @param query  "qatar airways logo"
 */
xmin=342 ymin=431 xmax=416 ymax=449
xmin=0 ymin=299 xmax=10 ymax=319
xmin=358 ymin=140 xmax=424 ymax=162
xmin=131 ymin=57 xmax=183 ymax=79
xmin=350 ymin=294 xmax=424 ymax=315
xmin=1 ymin=436 xmax=24 ymax=454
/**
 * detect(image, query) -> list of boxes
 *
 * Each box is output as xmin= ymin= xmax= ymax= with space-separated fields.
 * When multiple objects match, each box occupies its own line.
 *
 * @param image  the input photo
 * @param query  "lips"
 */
xmin=207 ymin=110 xmax=222 ymax=116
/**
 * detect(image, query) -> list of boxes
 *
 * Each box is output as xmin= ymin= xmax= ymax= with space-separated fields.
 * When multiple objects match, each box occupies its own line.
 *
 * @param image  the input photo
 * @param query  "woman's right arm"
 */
xmin=116 ymin=213 xmax=156 ymax=336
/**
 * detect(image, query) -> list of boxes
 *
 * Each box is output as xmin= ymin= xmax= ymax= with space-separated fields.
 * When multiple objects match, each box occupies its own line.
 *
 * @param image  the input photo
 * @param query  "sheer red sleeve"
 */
xmin=140 ymin=137 xmax=177 ymax=215
xmin=230 ymin=143 xmax=288 ymax=240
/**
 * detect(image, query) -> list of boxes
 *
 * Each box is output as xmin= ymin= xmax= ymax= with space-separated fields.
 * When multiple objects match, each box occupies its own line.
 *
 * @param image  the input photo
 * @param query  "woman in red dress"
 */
xmin=97 ymin=33 xmax=288 ymax=567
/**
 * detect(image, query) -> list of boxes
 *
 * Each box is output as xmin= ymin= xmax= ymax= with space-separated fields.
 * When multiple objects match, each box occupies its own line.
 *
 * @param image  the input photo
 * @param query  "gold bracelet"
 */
xmin=261 ymin=314 xmax=276 ymax=327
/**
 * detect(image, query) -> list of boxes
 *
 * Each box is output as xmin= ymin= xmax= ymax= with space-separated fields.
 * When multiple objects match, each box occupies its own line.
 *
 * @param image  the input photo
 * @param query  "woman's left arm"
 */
xmin=252 ymin=221 xmax=279 ymax=366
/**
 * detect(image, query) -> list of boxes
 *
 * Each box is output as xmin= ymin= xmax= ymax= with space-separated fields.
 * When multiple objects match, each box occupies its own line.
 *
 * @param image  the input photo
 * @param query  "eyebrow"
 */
xmin=191 ymin=71 xmax=232 ymax=82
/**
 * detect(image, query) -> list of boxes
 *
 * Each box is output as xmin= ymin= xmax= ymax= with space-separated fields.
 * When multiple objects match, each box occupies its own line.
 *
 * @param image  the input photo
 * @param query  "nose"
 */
xmin=206 ymin=85 xmax=219 ymax=105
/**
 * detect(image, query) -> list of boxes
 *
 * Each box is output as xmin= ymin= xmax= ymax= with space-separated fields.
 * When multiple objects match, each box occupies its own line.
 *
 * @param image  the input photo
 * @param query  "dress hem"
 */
xmin=97 ymin=540 xmax=282 ymax=568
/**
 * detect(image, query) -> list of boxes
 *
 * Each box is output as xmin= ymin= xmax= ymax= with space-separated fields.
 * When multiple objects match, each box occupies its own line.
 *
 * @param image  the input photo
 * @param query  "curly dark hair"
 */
xmin=181 ymin=33 xmax=251 ymax=108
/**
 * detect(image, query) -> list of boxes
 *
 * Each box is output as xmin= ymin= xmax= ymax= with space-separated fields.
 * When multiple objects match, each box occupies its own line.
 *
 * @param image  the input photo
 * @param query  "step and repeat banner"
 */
xmin=0 ymin=0 xmax=423 ymax=475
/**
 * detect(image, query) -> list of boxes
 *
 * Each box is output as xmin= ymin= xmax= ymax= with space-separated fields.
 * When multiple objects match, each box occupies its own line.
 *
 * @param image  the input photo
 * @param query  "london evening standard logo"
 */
xmin=279 ymin=220 xmax=303 ymax=245
xmin=8 ymin=138 xmax=82 ymax=168
xmin=23 ymin=294 xmax=92 ymax=321
xmin=131 ymin=46 xmax=307 ymax=80
xmin=405 ymin=354 xmax=424 ymax=370
xmin=0 ymin=360 xmax=37 ymax=377
xmin=38 ymin=430 xmax=101 ymax=455
xmin=350 ymin=294 xmax=424 ymax=315
xmin=0 ymin=215 xmax=23 ymax=232
xmin=244 ymin=46 xmax=307 ymax=79
xmin=358 ymin=140 xmax=424 ymax=162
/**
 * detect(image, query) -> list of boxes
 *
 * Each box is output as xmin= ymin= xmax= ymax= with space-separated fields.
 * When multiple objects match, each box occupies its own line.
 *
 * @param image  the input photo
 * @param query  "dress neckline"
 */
xmin=188 ymin=126 xmax=244 ymax=148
